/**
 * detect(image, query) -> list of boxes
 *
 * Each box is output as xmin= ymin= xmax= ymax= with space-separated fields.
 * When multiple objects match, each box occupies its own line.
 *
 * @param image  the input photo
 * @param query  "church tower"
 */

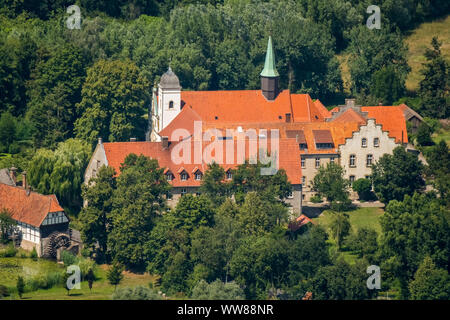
xmin=260 ymin=36 xmax=280 ymax=101
xmin=157 ymin=66 xmax=182 ymax=132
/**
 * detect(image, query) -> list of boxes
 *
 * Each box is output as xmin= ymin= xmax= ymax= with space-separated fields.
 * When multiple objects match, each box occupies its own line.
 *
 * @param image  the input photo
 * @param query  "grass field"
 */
xmin=0 ymin=253 xmax=158 ymax=300
xmin=312 ymin=207 xmax=384 ymax=264
xmin=405 ymin=15 xmax=450 ymax=91
xmin=432 ymin=126 xmax=450 ymax=146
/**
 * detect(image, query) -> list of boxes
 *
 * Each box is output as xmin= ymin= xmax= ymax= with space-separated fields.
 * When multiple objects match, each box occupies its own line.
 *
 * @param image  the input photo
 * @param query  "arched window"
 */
xmin=349 ymin=154 xmax=356 ymax=167
xmin=361 ymin=138 xmax=367 ymax=148
xmin=169 ymin=101 xmax=174 ymax=109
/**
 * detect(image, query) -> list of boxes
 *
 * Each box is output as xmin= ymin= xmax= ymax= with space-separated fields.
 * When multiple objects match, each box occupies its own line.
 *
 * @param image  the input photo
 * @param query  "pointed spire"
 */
xmin=260 ymin=36 xmax=279 ymax=78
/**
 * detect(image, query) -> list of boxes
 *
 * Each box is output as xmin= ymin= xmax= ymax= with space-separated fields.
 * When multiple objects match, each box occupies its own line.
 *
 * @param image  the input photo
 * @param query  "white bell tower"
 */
xmin=157 ymin=66 xmax=181 ymax=131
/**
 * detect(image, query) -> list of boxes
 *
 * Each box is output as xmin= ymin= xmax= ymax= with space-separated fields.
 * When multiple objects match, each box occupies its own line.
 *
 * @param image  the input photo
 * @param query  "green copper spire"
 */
xmin=260 ymin=36 xmax=279 ymax=78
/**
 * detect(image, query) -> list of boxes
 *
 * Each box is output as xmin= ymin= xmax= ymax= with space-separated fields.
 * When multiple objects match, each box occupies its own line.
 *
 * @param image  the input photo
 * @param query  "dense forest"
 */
xmin=0 ymin=0 xmax=449 ymax=300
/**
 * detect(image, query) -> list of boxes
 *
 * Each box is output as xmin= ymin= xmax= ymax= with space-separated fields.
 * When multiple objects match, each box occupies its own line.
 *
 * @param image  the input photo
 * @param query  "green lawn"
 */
xmin=432 ymin=126 xmax=450 ymax=146
xmin=312 ymin=207 xmax=384 ymax=264
xmin=0 ymin=254 xmax=158 ymax=300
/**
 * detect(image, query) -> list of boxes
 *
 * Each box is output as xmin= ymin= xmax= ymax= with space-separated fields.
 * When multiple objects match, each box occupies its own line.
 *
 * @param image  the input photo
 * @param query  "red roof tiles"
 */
xmin=0 ymin=184 xmax=64 ymax=227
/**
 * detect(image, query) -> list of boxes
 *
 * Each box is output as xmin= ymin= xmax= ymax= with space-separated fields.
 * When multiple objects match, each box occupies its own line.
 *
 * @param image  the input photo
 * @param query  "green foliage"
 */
xmin=26 ymin=45 xmax=87 ymax=148
xmin=328 ymin=212 xmax=351 ymax=250
xmin=425 ymin=140 xmax=450 ymax=206
xmin=416 ymin=122 xmax=434 ymax=146
xmin=371 ymin=146 xmax=425 ymax=204
xmin=85 ymin=268 xmax=95 ymax=291
xmin=61 ymin=250 xmax=78 ymax=267
xmin=347 ymin=25 xmax=409 ymax=96
xmin=199 ymin=162 xmax=230 ymax=206
xmin=381 ymin=193 xmax=450 ymax=297
xmin=352 ymin=178 xmax=373 ymax=201
xmin=0 ymin=111 xmax=16 ymax=152
xmin=310 ymin=194 xmax=323 ymax=203
xmin=0 ymin=284 xmax=9 ymax=297
xmin=409 ymin=256 xmax=450 ymax=300
xmin=0 ymin=243 xmax=18 ymax=257
xmin=311 ymin=162 xmax=351 ymax=209
xmin=107 ymin=263 xmax=124 ymax=289
xmin=370 ymin=65 xmax=405 ymax=105
xmin=79 ymin=165 xmax=116 ymax=262
xmin=108 ymin=154 xmax=170 ymax=270
xmin=112 ymin=285 xmax=162 ymax=300
xmin=191 ymin=279 xmax=245 ymax=300
xmin=0 ymin=209 xmax=16 ymax=243
xmin=418 ymin=37 xmax=449 ymax=119
xmin=16 ymin=276 xmax=24 ymax=298
xmin=346 ymin=227 xmax=379 ymax=262
xmin=309 ymin=259 xmax=376 ymax=300
xmin=27 ymin=138 xmax=92 ymax=210
xmin=74 ymin=59 xmax=150 ymax=145
xmin=171 ymin=194 xmax=215 ymax=232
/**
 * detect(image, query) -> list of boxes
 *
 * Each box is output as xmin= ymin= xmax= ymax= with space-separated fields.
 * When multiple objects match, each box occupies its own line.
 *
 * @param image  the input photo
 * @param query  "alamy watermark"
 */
xmin=66 ymin=265 xmax=81 ymax=290
xmin=66 ymin=5 xmax=81 ymax=30
xmin=366 ymin=265 xmax=381 ymax=290
xmin=366 ymin=5 xmax=381 ymax=29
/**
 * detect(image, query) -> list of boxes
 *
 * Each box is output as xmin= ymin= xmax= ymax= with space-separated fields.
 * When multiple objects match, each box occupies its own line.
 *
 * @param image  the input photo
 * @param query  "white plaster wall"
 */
xmin=338 ymin=119 xmax=399 ymax=180
xmin=158 ymin=86 xmax=181 ymax=131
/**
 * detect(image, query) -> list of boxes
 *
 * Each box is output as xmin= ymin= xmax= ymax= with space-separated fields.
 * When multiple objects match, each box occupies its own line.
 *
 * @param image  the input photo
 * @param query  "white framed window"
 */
xmin=195 ymin=172 xmax=202 ymax=180
xmin=169 ymin=101 xmax=174 ymax=109
xmin=374 ymin=137 xmax=380 ymax=147
xmin=366 ymin=154 xmax=373 ymax=167
xmin=226 ymin=171 xmax=233 ymax=180
xmin=361 ymin=138 xmax=367 ymax=148
xmin=315 ymin=157 xmax=320 ymax=168
xmin=287 ymin=191 xmax=294 ymax=199
xmin=349 ymin=155 xmax=356 ymax=167
xmin=330 ymin=157 xmax=335 ymax=163
xmin=301 ymin=158 xmax=305 ymax=168
xmin=350 ymin=175 xmax=355 ymax=183
xmin=181 ymin=188 xmax=187 ymax=195
xmin=181 ymin=172 xmax=188 ymax=181
xmin=302 ymin=176 xmax=306 ymax=187
xmin=166 ymin=173 xmax=173 ymax=181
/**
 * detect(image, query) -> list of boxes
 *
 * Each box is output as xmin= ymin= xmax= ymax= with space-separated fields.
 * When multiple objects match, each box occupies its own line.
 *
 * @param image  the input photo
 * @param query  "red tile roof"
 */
xmin=0 ymin=184 xmax=64 ymax=227
xmin=361 ymin=106 xmax=408 ymax=143
xmin=332 ymin=108 xmax=366 ymax=124
xmin=102 ymin=139 xmax=302 ymax=187
xmin=159 ymin=105 xmax=202 ymax=139
xmin=288 ymin=214 xmax=314 ymax=232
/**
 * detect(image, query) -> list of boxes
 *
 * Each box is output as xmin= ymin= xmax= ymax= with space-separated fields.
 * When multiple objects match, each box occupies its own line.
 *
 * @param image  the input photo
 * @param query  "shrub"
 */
xmin=61 ymin=250 xmax=78 ymax=266
xmin=2 ymin=244 xmax=17 ymax=257
xmin=0 ymin=284 xmax=9 ymax=297
xmin=310 ymin=194 xmax=323 ymax=203
xmin=352 ymin=178 xmax=374 ymax=201
xmin=191 ymin=280 xmax=245 ymax=300
xmin=78 ymin=257 xmax=96 ymax=280
xmin=30 ymin=247 xmax=38 ymax=260
xmin=417 ymin=123 xmax=434 ymax=146
xmin=112 ymin=286 xmax=162 ymax=300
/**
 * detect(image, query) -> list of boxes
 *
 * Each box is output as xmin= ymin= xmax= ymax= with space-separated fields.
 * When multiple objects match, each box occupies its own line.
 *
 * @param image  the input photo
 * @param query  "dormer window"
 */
xmin=166 ymin=172 xmax=174 ymax=181
xmin=226 ymin=170 xmax=233 ymax=180
xmin=195 ymin=171 xmax=202 ymax=180
xmin=169 ymin=101 xmax=174 ymax=109
xmin=361 ymin=138 xmax=367 ymax=148
xmin=181 ymin=172 xmax=188 ymax=181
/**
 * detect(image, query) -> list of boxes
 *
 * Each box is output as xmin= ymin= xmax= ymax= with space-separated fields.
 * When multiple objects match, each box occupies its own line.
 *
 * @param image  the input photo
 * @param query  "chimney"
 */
xmin=345 ymin=99 xmax=356 ymax=108
xmin=285 ymin=113 xmax=291 ymax=123
xmin=98 ymin=137 xmax=103 ymax=145
xmin=22 ymin=171 xmax=27 ymax=189
xmin=130 ymin=137 xmax=137 ymax=142
xmin=162 ymin=136 xmax=169 ymax=149
xmin=9 ymin=167 xmax=16 ymax=185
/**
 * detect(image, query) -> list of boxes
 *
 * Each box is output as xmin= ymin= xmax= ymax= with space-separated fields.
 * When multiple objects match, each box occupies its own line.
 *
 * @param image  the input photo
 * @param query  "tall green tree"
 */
xmin=0 ymin=111 xmax=16 ymax=152
xmin=74 ymin=59 xmax=150 ymax=145
xmin=79 ymin=165 xmax=116 ymax=262
xmin=418 ymin=37 xmax=449 ymax=119
xmin=28 ymin=139 xmax=92 ymax=211
xmin=26 ymin=45 xmax=87 ymax=147
xmin=311 ymin=162 xmax=351 ymax=210
xmin=409 ymin=256 xmax=450 ymax=300
xmin=371 ymin=146 xmax=425 ymax=204
xmin=370 ymin=65 xmax=404 ymax=105
xmin=199 ymin=162 xmax=230 ymax=206
xmin=380 ymin=193 xmax=450 ymax=298
xmin=328 ymin=211 xmax=351 ymax=250
xmin=0 ymin=209 xmax=16 ymax=243
xmin=108 ymin=154 xmax=170 ymax=270
xmin=107 ymin=263 xmax=124 ymax=291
